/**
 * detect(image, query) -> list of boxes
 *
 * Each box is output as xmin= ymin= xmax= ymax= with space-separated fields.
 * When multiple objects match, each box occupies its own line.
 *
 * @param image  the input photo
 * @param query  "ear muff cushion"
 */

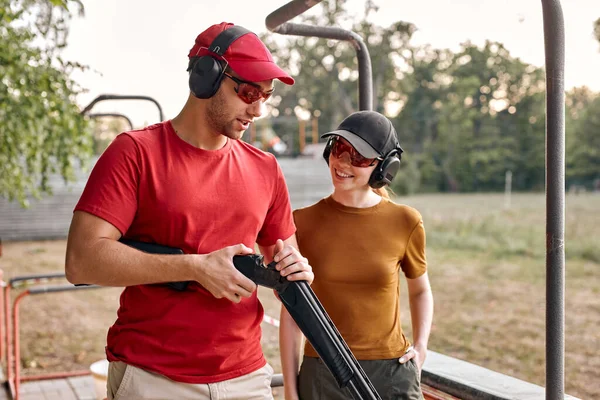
xmin=189 ymin=56 xmax=225 ymax=99
xmin=369 ymin=153 xmax=401 ymax=189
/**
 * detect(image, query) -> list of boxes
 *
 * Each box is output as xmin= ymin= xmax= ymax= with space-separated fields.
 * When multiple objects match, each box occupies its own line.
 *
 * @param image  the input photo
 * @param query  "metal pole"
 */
xmin=265 ymin=0 xmax=373 ymax=111
xmin=80 ymin=94 xmax=165 ymax=122
xmin=541 ymin=0 xmax=565 ymax=398
xmin=88 ymin=113 xmax=135 ymax=131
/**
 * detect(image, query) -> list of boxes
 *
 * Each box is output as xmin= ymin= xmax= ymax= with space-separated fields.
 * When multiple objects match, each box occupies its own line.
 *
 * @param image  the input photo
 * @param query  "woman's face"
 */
xmin=328 ymin=137 xmax=378 ymax=192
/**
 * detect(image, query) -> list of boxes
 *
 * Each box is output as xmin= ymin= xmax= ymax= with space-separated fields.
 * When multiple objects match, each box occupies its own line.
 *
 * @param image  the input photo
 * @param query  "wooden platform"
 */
xmin=1 ymin=376 xmax=97 ymax=400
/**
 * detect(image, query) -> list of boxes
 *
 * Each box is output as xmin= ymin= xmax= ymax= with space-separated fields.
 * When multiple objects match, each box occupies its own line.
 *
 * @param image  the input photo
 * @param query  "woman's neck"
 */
xmin=331 ymin=188 xmax=382 ymax=208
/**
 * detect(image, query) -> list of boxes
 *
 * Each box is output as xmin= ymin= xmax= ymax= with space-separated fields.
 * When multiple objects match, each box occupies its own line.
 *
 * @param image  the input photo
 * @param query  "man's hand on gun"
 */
xmin=272 ymin=239 xmax=314 ymax=285
xmin=193 ymin=240 xmax=313 ymax=303
xmin=114 ymin=239 xmax=312 ymax=303
xmin=193 ymin=244 xmax=257 ymax=303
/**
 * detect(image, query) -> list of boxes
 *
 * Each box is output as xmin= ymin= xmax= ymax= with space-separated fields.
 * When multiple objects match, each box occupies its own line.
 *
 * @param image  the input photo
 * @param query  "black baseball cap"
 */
xmin=321 ymin=110 xmax=403 ymax=158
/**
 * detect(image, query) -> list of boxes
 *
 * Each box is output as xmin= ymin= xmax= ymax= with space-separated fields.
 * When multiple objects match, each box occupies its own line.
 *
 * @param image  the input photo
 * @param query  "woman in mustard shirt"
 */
xmin=280 ymin=110 xmax=434 ymax=400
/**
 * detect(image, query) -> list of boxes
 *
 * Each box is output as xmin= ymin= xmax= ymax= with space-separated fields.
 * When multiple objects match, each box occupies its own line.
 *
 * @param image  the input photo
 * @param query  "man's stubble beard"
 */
xmin=206 ymin=90 xmax=244 ymax=141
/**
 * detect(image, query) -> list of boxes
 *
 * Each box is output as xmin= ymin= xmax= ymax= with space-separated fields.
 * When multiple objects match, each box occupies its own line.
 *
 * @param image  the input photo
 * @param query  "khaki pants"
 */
xmin=107 ymin=361 xmax=275 ymax=400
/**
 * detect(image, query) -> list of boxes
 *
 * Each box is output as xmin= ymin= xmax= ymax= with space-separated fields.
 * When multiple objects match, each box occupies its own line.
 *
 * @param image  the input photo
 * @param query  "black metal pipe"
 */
xmin=28 ymin=284 xmax=102 ymax=295
xmin=88 ymin=113 xmax=135 ymax=131
xmin=80 ymin=94 xmax=165 ymax=122
xmin=265 ymin=0 xmax=373 ymax=111
xmin=9 ymin=272 xmax=66 ymax=287
xmin=541 ymin=0 xmax=565 ymax=398
xmin=265 ymin=0 xmax=321 ymax=30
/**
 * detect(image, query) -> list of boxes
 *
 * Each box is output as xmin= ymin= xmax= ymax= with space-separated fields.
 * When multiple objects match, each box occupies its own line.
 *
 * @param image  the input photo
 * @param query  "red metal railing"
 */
xmin=1 ymin=273 xmax=103 ymax=400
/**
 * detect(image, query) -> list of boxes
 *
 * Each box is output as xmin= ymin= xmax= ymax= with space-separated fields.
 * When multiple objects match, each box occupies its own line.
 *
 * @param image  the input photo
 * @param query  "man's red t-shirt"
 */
xmin=74 ymin=121 xmax=295 ymax=383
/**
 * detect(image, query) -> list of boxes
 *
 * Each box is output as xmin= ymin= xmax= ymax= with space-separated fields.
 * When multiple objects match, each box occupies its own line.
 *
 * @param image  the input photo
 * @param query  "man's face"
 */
xmin=205 ymin=71 xmax=274 ymax=140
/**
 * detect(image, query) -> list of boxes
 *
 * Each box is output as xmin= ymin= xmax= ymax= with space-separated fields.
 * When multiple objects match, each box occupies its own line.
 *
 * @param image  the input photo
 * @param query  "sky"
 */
xmin=61 ymin=0 xmax=600 ymax=128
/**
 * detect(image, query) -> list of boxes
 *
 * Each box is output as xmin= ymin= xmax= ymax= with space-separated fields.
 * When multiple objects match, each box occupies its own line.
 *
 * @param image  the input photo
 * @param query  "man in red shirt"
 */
xmin=65 ymin=22 xmax=313 ymax=400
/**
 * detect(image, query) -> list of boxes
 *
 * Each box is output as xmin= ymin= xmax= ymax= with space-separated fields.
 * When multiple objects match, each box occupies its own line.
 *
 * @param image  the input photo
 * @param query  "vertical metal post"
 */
xmin=298 ymin=119 xmax=306 ymax=154
xmin=541 ymin=0 xmax=565 ymax=398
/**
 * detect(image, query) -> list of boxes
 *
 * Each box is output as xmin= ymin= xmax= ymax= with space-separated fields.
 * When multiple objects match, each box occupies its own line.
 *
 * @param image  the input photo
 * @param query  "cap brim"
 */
xmin=229 ymin=59 xmax=294 ymax=85
xmin=321 ymin=130 xmax=381 ymax=158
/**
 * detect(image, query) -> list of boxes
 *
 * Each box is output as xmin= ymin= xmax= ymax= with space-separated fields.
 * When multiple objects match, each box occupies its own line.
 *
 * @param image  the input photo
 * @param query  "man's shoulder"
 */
xmin=120 ymin=122 xmax=168 ymax=142
xmin=232 ymin=140 xmax=280 ymax=170
xmin=233 ymin=140 xmax=276 ymax=158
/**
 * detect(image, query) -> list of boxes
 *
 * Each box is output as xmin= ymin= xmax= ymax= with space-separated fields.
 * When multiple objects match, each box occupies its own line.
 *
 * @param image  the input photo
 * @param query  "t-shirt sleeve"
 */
xmin=401 ymin=216 xmax=427 ymax=279
xmin=291 ymin=209 xmax=300 ymax=237
xmin=74 ymin=133 xmax=140 ymax=235
xmin=256 ymin=158 xmax=296 ymax=246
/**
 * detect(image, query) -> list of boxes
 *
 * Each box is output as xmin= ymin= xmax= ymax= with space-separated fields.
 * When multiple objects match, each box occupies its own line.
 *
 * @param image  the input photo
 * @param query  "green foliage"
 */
xmin=397 ymin=192 xmax=600 ymax=264
xmin=90 ymin=116 xmax=130 ymax=155
xmin=389 ymin=155 xmax=421 ymax=195
xmin=0 ymin=0 xmax=92 ymax=206
xmin=595 ymin=18 xmax=600 ymax=47
xmin=394 ymin=41 xmax=547 ymax=192
xmin=566 ymin=94 xmax=600 ymax=188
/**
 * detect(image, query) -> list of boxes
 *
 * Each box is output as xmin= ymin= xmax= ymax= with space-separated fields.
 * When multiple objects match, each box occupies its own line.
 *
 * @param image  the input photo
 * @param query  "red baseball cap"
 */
xmin=188 ymin=22 xmax=294 ymax=85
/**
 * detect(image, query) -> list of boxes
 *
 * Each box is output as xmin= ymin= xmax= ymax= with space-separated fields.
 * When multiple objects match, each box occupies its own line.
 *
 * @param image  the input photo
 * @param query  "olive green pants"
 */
xmin=298 ymin=356 xmax=422 ymax=400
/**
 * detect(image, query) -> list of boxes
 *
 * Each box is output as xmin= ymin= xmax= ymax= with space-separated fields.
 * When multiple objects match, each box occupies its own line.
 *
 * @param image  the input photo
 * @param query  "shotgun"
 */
xmin=117 ymin=239 xmax=382 ymax=400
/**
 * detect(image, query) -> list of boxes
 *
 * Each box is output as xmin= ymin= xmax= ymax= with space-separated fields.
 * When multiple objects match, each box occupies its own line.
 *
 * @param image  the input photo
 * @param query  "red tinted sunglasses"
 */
xmin=330 ymin=137 xmax=381 ymax=167
xmin=224 ymin=73 xmax=274 ymax=104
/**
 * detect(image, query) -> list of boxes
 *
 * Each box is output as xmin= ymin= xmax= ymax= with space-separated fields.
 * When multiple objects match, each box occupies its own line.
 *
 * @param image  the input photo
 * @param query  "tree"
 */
xmin=90 ymin=116 xmax=132 ymax=155
xmin=0 ymin=0 xmax=92 ymax=206
xmin=594 ymin=18 xmax=600 ymax=47
xmin=566 ymin=90 xmax=600 ymax=188
xmin=429 ymin=41 xmax=546 ymax=192
xmin=392 ymin=45 xmax=453 ymax=192
xmin=261 ymin=0 xmax=416 ymax=145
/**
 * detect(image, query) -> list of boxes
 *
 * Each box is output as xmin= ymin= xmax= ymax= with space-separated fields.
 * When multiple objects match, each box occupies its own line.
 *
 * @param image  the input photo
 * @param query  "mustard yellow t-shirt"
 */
xmin=293 ymin=195 xmax=427 ymax=360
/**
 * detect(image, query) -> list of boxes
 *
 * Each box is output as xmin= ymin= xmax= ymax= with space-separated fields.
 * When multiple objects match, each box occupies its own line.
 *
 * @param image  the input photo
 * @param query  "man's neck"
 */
xmin=171 ymin=104 xmax=227 ymax=150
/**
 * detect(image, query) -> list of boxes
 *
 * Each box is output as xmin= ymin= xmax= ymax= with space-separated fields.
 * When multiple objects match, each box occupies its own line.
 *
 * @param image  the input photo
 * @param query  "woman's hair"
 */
xmin=373 ymin=187 xmax=390 ymax=199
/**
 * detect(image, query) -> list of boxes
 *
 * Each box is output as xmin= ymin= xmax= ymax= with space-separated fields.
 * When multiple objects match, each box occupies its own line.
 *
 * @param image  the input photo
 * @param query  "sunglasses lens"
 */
xmin=237 ymin=84 xmax=257 ymax=104
xmin=238 ymin=83 xmax=272 ymax=104
xmin=331 ymin=138 xmax=376 ymax=167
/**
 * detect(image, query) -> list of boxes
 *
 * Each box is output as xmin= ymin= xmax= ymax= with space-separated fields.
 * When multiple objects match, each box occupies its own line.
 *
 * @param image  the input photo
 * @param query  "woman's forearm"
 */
xmin=409 ymin=286 xmax=434 ymax=350
xmin=279 ymin=305 xmax=304 ymax=399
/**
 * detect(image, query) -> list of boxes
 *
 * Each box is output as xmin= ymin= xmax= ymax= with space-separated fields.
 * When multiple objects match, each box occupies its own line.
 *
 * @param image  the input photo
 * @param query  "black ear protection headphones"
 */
xmin=187 ymin=25 xmax=252 ymax=99
xmin=322 ymin=137 xmax=403 ymax=189
xmin=368 ymin=148 xmax=402 ymax=189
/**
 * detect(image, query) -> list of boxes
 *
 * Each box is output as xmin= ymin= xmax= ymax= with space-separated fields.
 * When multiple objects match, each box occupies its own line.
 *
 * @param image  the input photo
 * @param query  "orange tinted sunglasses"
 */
xmin=224 ymin=73 xmax=274 ymax=104
xmin=330 ymin=137 xmax=381 ymax=167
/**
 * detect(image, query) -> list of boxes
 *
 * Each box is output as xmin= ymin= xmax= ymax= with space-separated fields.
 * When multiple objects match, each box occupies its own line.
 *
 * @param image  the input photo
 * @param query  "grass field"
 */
xmin=0 ymin=192 xmax=598 ymax=399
